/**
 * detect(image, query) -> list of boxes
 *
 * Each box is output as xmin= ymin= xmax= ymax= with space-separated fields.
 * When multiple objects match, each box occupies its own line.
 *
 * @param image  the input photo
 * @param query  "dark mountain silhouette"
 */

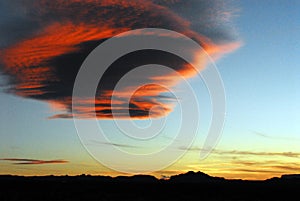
xmin=280 ymin=174 xmax=300 ymax=180
xmin=114 ymin=175 xmax=157 ymax=183
xmin=1 ymin=171 xmax=299 ymax=201
xmin=169 ymin=171 xmax=225 ymax=183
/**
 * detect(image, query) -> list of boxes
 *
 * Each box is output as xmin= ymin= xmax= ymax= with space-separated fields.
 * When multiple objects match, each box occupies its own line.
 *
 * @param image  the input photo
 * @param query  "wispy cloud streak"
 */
xmin=89 ymin=140 xmax=140 ymax=149
xmin=1 ymin=158 xmax=68 ymax=165
xmin=252 ymin=131 xmax=300 ymax=141
xmin=178 ymin=147 xmax=300 ymax=158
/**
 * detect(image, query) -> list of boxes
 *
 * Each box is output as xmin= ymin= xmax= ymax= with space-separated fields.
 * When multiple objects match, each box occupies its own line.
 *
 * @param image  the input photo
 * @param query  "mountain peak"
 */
xmin=169 ymin=171 xmax=224 ymax=183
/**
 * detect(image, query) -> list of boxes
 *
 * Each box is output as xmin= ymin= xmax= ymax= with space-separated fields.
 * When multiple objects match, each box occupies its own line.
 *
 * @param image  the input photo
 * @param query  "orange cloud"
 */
xmin=0 ymin=0 xmax=241 ymax=119
xmin=1 ymin=23 xmax=128 ymax=97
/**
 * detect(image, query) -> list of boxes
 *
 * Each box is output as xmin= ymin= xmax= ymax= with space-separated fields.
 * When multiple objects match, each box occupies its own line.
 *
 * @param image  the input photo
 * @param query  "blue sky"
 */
xmin=220 ymin=0 xmax=300 ymax=143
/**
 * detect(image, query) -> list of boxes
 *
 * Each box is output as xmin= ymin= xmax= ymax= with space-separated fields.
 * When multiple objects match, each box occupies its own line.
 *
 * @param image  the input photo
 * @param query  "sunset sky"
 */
xmin=0 ymin=0 xmax=299 ymax=180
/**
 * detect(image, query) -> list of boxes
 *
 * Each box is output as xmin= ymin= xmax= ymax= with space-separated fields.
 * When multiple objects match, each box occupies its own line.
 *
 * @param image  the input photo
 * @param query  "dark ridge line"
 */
xmin=1 ymin=171 xmax=300 ymax=183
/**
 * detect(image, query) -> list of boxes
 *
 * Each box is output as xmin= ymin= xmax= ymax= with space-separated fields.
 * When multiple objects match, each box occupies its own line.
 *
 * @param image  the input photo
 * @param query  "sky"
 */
xmin=0 ymin=0 xmax=299 ymax=180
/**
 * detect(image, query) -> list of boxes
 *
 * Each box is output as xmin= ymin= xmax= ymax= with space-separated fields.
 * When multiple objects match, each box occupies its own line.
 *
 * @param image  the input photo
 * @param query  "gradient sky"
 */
xmin=0 ymin=0 xmax=299 ymax=180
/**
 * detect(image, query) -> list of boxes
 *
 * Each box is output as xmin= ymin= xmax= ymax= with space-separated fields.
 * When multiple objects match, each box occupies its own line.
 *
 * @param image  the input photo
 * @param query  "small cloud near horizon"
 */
xmin=0 ymin=158 xmax=68 ymax=165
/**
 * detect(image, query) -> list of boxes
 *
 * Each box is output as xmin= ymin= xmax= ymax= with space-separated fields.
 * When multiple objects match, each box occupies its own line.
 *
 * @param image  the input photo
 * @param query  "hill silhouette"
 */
xmin=169 ymin=171 xmax=226 ymax=183
xmin=0 ymin=171 xmax=299 ymax=201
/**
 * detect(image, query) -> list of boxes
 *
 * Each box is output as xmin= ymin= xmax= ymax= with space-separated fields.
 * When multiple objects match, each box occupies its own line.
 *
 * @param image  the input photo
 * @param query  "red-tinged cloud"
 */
xmin=1 ymin=158 xmax=68 ymax=165
xmin=0 ymin=0 xmax=241 ymax=119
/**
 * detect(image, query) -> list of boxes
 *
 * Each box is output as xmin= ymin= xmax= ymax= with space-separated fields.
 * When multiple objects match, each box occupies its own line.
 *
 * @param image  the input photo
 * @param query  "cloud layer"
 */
xmin=0 ymin=0 xmax=240 ymax=119
xmin=1 ymin=158 xmax=68 ymax=165
xmin=179 ymin=147 xmax=300 ymax=158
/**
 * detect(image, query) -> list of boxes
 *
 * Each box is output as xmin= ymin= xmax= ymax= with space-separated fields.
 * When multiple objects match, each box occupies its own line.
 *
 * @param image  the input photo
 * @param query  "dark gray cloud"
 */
xmin=89 ymin=140 xmax=140 ymax=149
xmin=1 ymin=158 xmax=68 ymax=165
xmin=0 ymin=0 xmax=240 ymax=119
xmin=0 ymin=1 xmax=37 ymax=48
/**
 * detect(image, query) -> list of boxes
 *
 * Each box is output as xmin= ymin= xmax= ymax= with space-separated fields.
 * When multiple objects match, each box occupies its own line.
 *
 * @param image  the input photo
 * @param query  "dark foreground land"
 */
xmin=1 ymin=171 xmax=299 ymax=201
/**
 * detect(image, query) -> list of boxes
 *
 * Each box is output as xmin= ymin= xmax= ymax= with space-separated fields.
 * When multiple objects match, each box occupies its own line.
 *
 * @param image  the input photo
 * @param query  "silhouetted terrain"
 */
xmin=1 ymin=171 xmax=299 ymax=201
